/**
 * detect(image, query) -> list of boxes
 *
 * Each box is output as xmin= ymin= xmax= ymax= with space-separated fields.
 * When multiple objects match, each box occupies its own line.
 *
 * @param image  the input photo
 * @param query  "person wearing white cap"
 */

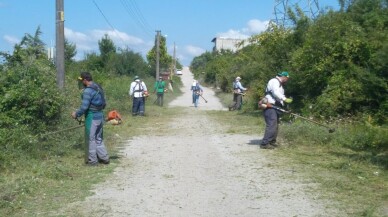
xmin=191 ymin=80 xmax=203 ymax=108
xmin=129 ymin=75 xmax=148 ymax=116
xmin=231 ymin=76 xmax=247 ymax=110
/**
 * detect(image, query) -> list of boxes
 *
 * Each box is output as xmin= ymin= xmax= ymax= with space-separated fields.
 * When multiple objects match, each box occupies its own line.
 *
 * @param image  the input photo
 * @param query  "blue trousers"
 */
xmin=262 ymin=108 xmax=280 ymax=145
xmin=132 ymin=97 xmax=145 ymax=116
xmin=192 ymin=92 xmax=200 ymax=107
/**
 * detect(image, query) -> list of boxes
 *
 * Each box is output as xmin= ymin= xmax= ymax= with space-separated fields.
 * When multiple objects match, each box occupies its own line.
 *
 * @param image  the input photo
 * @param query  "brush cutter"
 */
xmin=200 ymin=94 xmax=208 ymax=103
xmin=37 ymin=118 xmax=85 ymax=138
xmin=271 ymin=106 xmax=335 ymax=133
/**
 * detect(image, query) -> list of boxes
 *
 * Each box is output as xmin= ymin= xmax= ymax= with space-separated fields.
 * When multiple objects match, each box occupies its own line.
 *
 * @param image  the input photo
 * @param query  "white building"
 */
xmin=211 ymin=37 xmax=248 ymax=52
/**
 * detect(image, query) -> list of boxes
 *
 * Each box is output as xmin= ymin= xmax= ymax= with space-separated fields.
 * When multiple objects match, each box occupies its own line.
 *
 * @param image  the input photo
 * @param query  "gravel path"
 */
xmin=59 ymin=67 xmax=341 ymax=217
xmin=168 ymin=67 xmax=226 ymax=111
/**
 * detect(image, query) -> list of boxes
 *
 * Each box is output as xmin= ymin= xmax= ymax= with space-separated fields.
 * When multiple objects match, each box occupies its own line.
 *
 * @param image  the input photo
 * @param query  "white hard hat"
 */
xmin=236 ymin=76 xmax=241 ymax=80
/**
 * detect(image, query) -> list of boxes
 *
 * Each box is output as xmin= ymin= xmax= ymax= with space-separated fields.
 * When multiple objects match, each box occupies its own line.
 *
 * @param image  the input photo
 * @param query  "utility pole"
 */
xmin=155 ymin=30 xmax=161 ymax=80
xmin=56 ymin=0 xmax=65 ymax=89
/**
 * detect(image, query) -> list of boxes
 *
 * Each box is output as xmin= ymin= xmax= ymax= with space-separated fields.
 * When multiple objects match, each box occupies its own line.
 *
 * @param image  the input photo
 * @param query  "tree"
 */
xmin=21 ymin=26 xmax=46 ymax=60
xmin=64 ymin=38 xmax=77 ymax=63
xmin=190 ymin=51 xmax=214 ymax=78
xmin=98 ymin=34 xmax=116 ymax=67
xmin=146 ymin=35 xmax=173 ymax=74
xmin=4 ymin=26 xmax=47 ymax=65
xmin=106 ymin=47 xmax=150 ymax=77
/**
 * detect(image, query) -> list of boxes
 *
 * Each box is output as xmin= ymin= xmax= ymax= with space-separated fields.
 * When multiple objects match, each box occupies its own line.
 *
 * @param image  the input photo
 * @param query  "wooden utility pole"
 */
xmin=155 ymin=30 xmax=161 ymax=80
xmin=56 ymin=0 xmax=65 ymax=89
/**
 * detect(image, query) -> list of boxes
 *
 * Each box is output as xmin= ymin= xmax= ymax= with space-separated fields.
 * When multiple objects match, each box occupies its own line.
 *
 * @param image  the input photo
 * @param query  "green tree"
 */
xmin=146 ymin=35 xmax=173 ymax=74
xmin=0 ymin=29 xmax=64 ymax=151
xmin=64 ymin=38 xmax=77 ymax=64
xmin=98 ymin=34 xmax=116 ymax=67
xmin=3 ymin=26 xmax=47 ymax=66
xmin=106 ymin=47 xmax=150 ymax=77
xmin=191 ymin=51 xmax=214 ymax=78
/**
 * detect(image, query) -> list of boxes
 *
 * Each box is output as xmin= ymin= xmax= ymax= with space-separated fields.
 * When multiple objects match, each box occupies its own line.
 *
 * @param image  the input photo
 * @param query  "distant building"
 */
xmin=211 ymin=37 xmax=248 ymax=52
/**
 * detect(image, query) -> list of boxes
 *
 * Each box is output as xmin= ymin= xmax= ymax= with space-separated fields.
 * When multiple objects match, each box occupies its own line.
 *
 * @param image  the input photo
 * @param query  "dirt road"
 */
xmin=60 ymin=67 xmax=341 ymax=217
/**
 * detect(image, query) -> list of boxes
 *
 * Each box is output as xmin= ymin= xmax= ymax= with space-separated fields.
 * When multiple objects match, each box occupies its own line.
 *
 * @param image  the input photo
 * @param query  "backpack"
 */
xmin=192 ymin=84 xmax=199 ymax=91
xmin=87 ymin=83 xmax=106 ymax=110
xmin=133 ymin=81 xmax=144 ymax=92
xmin=258 ymin=78 xmax=282 ymax=110
xmin=157 ymin=81 xmax=164 ymax=89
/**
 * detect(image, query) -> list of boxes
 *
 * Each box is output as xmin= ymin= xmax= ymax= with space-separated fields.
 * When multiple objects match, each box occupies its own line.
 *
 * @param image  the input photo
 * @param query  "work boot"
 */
xmin=270 ymin=141 xmax=279 ymax=147
xmin=87 ymin=162 xmax=98 ymax=166
xmin=260 ymin=144 xmax=275 ymax=149
xmin=99 ymin=159 xmax=110 ymax=164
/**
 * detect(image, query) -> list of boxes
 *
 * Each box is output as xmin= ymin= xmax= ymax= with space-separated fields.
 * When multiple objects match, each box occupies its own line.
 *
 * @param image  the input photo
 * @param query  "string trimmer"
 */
xmin=200 ymin=94 xmax=208 ymax=103
xmin=37 ymin=118 xmax=84 ymax=138
xmin=272 ymin=106 xmax=335 ymax=133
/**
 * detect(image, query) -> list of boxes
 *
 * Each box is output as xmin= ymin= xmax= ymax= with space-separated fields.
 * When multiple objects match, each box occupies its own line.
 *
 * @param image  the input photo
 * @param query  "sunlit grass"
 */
xmin=1 ymin=75 xmax=387 ymax=216
xmin=277 ymin=122 xmax=388 ymax=216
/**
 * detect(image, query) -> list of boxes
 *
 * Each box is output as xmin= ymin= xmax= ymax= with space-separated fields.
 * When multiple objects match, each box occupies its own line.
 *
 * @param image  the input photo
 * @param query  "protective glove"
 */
xmin=284 ymin=98 xmax=293 ymax=103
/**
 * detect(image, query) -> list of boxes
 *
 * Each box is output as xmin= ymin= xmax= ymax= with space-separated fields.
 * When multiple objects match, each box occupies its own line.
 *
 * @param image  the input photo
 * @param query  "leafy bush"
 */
xmin=0 ymin=60 xmax=63 ymax=131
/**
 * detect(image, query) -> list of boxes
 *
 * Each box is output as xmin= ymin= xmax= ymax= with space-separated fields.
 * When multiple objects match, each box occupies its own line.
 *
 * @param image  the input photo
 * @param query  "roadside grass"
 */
xmin=0 ymin=75 xmax=183 ymax=216
xmin=1 ymin=76 xmax=386 ymax=216
xmin=279 ymin=122 xmax=388 ymax=217
xmin=207 ymin=96 xmax=387 ymax=217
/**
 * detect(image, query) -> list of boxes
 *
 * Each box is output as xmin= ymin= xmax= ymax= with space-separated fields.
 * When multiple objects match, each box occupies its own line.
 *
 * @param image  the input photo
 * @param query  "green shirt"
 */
xmin=154 ymin=81 xmax=165 ymax=93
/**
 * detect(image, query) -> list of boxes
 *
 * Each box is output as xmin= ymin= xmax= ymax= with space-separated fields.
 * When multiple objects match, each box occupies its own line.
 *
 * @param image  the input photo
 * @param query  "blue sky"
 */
xmin=0 ymin=0 xmax=340 ymax=66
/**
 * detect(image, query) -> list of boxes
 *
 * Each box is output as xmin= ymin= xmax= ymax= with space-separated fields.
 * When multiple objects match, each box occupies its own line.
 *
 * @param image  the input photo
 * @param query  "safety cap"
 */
xmin=277 ymin=71 xmax=289 ymax=77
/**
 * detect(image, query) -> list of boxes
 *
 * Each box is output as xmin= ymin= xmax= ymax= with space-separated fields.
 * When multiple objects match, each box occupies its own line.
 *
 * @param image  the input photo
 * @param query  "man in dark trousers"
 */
xmin=232 ymin=76 xmax=247 ymax=110
xmin=71 ymin=72 xmax=110 ymax=166
xmin=261 ymin=71 xmax=293 ymax=149
xmin=153 ymin=76 xmax=165 ymax=106
xmin=129 ymin=75 xmax=148 ymax=116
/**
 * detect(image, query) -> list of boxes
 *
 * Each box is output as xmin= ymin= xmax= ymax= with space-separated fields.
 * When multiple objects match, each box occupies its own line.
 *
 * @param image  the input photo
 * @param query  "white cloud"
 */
xmin=63 ymin=28 xmax=207 ymax=66
xmin=64 ymin=27 xmax=153 ymax=60
xmin=243 ymin=19 xmax=269 ymax=34
xmin=65 ymin=28 xmax=94 ymax=51
xmin=217 ymin=19 xmax=269 ymax=39
xmin=90 ymin=29 xmax=144 ymax=46
xmin=3 ymin=35 xmax=20 ymax=45
xmin=217 ymin=29 xmax=249 ymax=39
xmin=185 ymin=45 xmax=205 ymax=56
xmin=170 ymin=45 xmax=206 ymax=66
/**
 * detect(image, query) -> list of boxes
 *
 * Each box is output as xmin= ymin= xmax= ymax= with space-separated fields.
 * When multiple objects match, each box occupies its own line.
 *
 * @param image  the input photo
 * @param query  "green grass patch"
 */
xmin=278 ymin=121 xmax=388 ymax=216
xmin=206 ymin=105 xmax=387 ymax=216
xmin=1 ymin=74 xmax=387 ymax=216
xmin=0 ymin=75 xmax=184 ymax=216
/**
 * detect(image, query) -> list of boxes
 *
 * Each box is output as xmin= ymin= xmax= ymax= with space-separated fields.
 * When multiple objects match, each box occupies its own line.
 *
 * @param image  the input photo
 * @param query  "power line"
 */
xmin=120 ymin=0 xmax=153 ymax=38
xmin=92 ymin=0 xmax=127 ymax=44
xmin=128 ymin=0 xmax=154 ymax=33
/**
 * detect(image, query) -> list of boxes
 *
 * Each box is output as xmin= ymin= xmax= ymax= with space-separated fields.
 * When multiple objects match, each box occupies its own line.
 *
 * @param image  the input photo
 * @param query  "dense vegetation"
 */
xmin=0 ymin=25 xmax=181 ymax=213
xmin=190 ymin=0 xmax=387 ymax=161
xmin=0 ymin=0 xmax=386 ymax=215
xmin=191 ymin=0 xmax=387 ymax=125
